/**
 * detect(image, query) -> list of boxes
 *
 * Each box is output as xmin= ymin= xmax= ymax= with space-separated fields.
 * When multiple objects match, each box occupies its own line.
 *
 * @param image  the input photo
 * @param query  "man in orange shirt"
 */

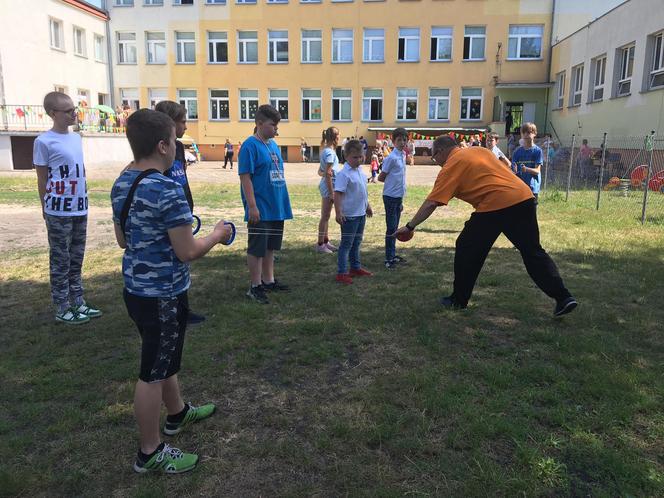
xmin=394 ymin=136 xmax=577 ymax=317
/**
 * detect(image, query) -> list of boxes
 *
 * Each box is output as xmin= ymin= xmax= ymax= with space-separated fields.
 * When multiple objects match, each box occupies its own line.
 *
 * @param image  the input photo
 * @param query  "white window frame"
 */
xmin=396 ymin=88 xmax=418 ymax=121
xmin=209 ymin=89 xmax=230 ymax=120
xmin=148 ymin=88 xmax=167 ymax=108
xmin=460 ymin=88 xmax=483 ymax=121
xmin=555 ymin=71 xmax=565 ymax=109
xmin=301 ymin=29 xmax=322 ymax=63
xmin=207 ymin=31 xmax=228 ymax=63
xmin=267 ymin=0 xmax=288 ymax=3
xmin=115 ymin=0 xmax=134 ymax=5
xmin=591 ymin=56 xmax=606 ymax=102
xmin=73 ymin=26 xmax=87 ymax=57
xmin=430 ymin=26 xmax=452 ymax=62
xmin=146 ymin=31 xmax=166 ymax=64
xmin=120 ymin=88 xmax=140 ymax=110
xmin=76 ymin=88 xmax=89 ymax=106
xmin=428 ymin=88 xmax=450 ymax=121
xmin=398 ymin=27 xmax=420 ymax=62
xmin=205 ymin=0 xmax=226 ymax=3
xmin=363 ymin=28 xmax=384 ymax=63
xmin=332 ymin=29 xmax=353 ymax=63
xmin=54 ymin=85 xmax=67 ymax=95
xmin=173 ymin=0 xmax=194 ymax=4
xmin=144 ymin=0 xmax=163 ymax=5
xmin=616 ymin=44 xmax=634 ymax=97
xmin=117 ymin=32 xmax=137 ymax=64
xmin=236 ymin=0 xmax=256 ymax=4
xmin=570 ymin=64 xmax=584 ymax=106
xmin=650 ymin=31 xmax=664 ymax=89
xmin=176 ymin=31 xmax=196 ymax=64
xmin=362 ymin=88 xmax=383 ymax=121
xmin=177 ymin=89 xmax=198 ymax=119
xmin=463 ymin=26 xmax=485 ymax=61
xmin=238 ymin=31 xmax=258 ymax=63
xmin=268 ymin=30 xmax=289 ymax=63
xmin=332 ymin=89 xmax=352 ymax=121
xmin=301 ymin=89 xmax=322 ymax=121
xmin=239 ymin=89 xmax=259 ymax=120
xmin=49 ymin=18 xmax=64 ymax=50
xmin=507 ymin=25 xmax=543 ymax=60
xmin=94 ymin=34 xmax=105 ymax=62
xmin=300 ymin=0 xmax=321 ymax=3
xmin=269 ymin=89 xmax=289 ymax=120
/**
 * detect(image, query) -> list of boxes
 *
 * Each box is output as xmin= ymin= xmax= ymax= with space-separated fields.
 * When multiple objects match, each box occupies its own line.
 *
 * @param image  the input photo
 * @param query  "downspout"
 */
xmin=103 ymin=0 xmax=116 ymax=108
xmin=544 ymin=0 xmax=556 ymax=135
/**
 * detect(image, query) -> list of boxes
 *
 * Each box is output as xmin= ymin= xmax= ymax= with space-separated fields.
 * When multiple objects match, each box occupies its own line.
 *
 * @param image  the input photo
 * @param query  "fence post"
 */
xmin=596 ymin=132 xmax=607 ymax=211
xmin=566 ymin=134 xmax=576 ymax=201
xmin=641 ymin=131 xmax=656 ymax=225
xmin=543 ymin=139 xmax=550 ymax=191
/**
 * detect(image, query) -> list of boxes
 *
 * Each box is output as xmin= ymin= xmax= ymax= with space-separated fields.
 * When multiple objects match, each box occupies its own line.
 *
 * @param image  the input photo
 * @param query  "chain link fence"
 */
xmin=539 ymin=132 xmax=664 ymax=225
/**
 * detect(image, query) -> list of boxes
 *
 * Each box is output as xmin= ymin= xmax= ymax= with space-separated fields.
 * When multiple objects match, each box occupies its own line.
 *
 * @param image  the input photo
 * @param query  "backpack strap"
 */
xmin=120 ymin=169 xmax=160 ymax=234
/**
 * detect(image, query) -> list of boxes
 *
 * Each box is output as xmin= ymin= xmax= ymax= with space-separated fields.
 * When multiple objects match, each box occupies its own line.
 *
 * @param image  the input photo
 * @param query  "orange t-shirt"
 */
xmin=427 ymin=147 xmax=534 ymax=212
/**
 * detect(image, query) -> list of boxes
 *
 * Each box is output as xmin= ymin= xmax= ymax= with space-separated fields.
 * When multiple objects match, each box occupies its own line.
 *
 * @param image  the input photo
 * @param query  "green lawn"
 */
xmin=1 ymin=177 xmax=663 ymax=497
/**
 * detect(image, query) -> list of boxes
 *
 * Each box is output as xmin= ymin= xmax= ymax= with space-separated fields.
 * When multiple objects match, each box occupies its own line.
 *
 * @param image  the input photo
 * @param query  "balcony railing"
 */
xmin=0 ymin=104 xmax=127 ymax=134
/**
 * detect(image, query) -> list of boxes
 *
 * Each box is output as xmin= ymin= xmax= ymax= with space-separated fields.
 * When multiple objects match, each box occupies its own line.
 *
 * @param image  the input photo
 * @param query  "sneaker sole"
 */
xmin=162 ymin=406 xmax=216 ymax=436
xmin=554 ymin=300 xmax=578 ymax=317
xmin=132 ymin=459 xmax=198 ymax=474
xmin=55 ymin=317 xmax=90 ymax=325
xmin=245 ymin=292 xmax=269 ymax=304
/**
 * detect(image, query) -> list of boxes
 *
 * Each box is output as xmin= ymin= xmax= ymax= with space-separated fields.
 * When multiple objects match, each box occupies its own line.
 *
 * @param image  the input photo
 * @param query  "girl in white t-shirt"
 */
xmin=316 ymin=127 xmax=340 ymax=253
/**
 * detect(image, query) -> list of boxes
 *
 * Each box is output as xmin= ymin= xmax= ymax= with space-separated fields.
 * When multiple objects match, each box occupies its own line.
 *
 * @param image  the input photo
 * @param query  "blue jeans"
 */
xmin=383 ymin=195 xmax=402 ymax=262
xmin=337 ymin=215 xmax=366 ymax=274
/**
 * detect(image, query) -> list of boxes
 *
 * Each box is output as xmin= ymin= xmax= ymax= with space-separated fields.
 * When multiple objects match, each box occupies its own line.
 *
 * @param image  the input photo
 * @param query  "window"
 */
xmin=144 ymin=0 xmax=163 ymax=4
xmin=49 ymin=18 xmax=64 ymax=50
xmin=301 ymin=0 xmax=321 ymax=3
xmin=332 ymin=89 xmax=352 ymax=121
xmin=267 ymin=0 xmax=288 ymax=3
xmin=177 ymin=89 xmax=198 ymax=119
xmin=570 ymin=64 xmax=584 ymax=106
xmin=396 ymin=88 xmax=418 ymax=120
xmin=362 ymin=89 xmax=382 ymax=121
xmin=176 ymin=32 xmax=196 ymax=63
xmin=54 ymin=85 xmax=67 ymax=94
xmin=332 ymin=29 xmax=353 ymax=63
xmin=555 ymin=71 xmax=565 ymax=108
xmin=98 ymin=93 xmax=110 ymax=106
xmin=236 ymin=0 xmax=256 ymax=4
xmin=398 ymin=28 xmax=420 ymax=62
xmin=302 ymin=89 xmax=322 ymax=121
xmin=117 ymin=32 xmax=137 ymax=64
xmin=149 ymin=88 xmax=167 ymax=108
xmin=363 ymin=28 xmax=384 ymax=62
xmin=210 ymin=89 xmax=230 ymax=120
xmin=463 ymin=26 xmax=485 ymax=60
xmin=120 ymin=88 xmax=140 ymax=110
xmin=649 ymin=32 xmax=664 ymax=89
xmin=430 ymin=27 xmax=452 ymax=61
xmin=174 ymin=0 xmax=194 ymax=4
xmin=460 ymin=88 xmax=482 ymax=120
xmin=615 ymin=44 xmax=634 ymax=97
xmin=73 ymin=27 xmax=87 ymax=57
xmin=76 ymin=89 xmax=89 ymax=106
xmin=428 ymin=88 xmax=449 ymax=120
xmin=115 ymin=0 xmax=134 ymax=5
xmin=591 ymin=56 xmax=606 ymax=102
xmin=507 ymin=25 xmax=543 ymax=59
xmin=301 ymin=29 xmax=322 ymax=63
xmin=146 ymin=32 xmax=166 ymax=64
xmin=238 ymin=31 xmax=258 ymax=63
xmin=206 ymin=0 xmax=226 ymax=3
xmin=240 ymin=90 xmax=259 ymax=120
xmin=269 ymin=89 xmax=289 ymax=119
xmin=94 ymin=34 xmax=105 ymax=61
xmin=208 ymin=32 xmax=228 ymax=63
xmin=268 ymin=31 xmax=289 ymax=63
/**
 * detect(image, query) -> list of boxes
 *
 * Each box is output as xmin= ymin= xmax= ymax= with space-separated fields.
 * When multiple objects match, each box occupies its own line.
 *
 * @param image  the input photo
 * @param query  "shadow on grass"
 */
xmin=1 ymin=243 xmax=663 ymax=497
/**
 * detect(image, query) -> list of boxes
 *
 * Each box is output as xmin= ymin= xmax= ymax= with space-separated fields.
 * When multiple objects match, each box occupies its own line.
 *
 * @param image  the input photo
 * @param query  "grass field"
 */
xmin=1 ymin=176 xmax=663 ymax=497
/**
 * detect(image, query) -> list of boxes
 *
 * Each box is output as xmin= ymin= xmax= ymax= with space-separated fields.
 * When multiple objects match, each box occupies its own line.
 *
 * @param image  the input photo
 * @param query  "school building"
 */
xmin=106 ymin=0 xmax=556 ymax=161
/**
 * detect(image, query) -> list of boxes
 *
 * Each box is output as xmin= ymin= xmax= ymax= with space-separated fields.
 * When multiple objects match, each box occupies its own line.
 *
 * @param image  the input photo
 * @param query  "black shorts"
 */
xmin=247 ymin=220 xmax=284 ymax=257
xmin=123 ymin=289 xmax=188 ymax=383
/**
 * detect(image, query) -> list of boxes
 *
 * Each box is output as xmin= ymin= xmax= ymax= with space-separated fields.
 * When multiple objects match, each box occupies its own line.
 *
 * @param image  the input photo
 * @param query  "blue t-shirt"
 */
xmin=512 ymin=145 xmax=543 ymax=194
xmin=238 ymin=135 xmax=293 ymax=222
xmin=111 ymin=170 xmax=193 ymax=298
xmin=164 ymin=141 xmax=193 ymax=210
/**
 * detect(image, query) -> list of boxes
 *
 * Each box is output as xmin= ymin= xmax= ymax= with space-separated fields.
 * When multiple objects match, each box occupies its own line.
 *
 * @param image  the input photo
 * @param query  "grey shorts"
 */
xmin=247 ymin=220 xmax=284 ymax=257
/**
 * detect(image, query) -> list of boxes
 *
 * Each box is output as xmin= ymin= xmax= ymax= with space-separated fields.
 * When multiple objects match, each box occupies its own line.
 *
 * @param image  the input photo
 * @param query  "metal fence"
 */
xmin=538 ymin=132 xmax=664 ymax=225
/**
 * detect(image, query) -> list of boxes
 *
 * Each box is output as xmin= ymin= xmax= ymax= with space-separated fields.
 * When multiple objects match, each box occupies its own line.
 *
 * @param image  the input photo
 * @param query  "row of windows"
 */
xmin=119 ymin=87 xmax=484 ymax=122
xmin=554 ymin=30 xmax=664 ymax=108
xmin=49 ymin=18 xmax=106 ymax=61
xmin=114 ymin=25 xmax=543 ymax=65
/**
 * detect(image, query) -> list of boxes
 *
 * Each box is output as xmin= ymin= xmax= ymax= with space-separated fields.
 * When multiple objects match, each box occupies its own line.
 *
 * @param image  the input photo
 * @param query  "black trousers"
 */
xmin=451 ymin=198 xmax=571 ymax=306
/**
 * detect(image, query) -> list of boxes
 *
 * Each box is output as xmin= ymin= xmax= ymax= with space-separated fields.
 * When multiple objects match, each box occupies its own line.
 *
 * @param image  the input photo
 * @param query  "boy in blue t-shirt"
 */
xmin=111 ymin=109 xmax=232 ymax=474
xmin=512 ymin=122 xmax=543 ymax=205
xmin=239 ymin=104 xmax=293 ymax=304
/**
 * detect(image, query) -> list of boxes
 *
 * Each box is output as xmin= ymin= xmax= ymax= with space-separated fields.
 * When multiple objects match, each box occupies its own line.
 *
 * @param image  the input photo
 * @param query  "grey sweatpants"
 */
xmin=45 ymin=214 xmax=87 ymax=313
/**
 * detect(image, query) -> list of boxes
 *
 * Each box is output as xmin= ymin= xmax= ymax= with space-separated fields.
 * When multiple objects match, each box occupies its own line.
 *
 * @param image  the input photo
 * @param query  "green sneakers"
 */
xmin=163 ymin=402 xmax=216 ymax=436
xmin=133 ymin=443 xmax=198 ymax=474
xmin=55 ymin=308 xmax=90 ymax=325
xmin=73 ymin=302 xmax=103 ymax=318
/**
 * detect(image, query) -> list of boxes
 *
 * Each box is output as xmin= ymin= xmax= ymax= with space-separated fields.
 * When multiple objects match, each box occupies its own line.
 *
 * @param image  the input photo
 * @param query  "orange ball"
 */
xmin=396 ymin=230 xmax=414 ymax=242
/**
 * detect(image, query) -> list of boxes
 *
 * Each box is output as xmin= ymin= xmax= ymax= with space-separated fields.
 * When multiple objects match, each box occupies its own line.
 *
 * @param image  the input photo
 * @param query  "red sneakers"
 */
xmin=335 ymin=273 xmax=353 ymax=284
xmin=349 ymin=268 xmax=373 ymax=277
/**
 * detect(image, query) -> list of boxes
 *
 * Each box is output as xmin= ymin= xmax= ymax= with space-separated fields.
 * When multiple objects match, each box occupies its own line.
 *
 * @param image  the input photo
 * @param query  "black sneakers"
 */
xmin=554 ymin=297 xmax=578 ymax=317
xmin=246 ymin=285 xmax=269 ymax=304
xmin=187 ymin=310 xmax=206 ymax=325
xmin=262 ymin=279 xmax=290 ymax=292
xmin=440 ymin=296 xmax=467 ymax=310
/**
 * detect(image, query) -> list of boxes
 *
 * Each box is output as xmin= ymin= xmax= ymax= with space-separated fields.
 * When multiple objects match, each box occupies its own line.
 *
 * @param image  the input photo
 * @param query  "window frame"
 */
xmin=396 ymin=88 xmax=418 ymax=121
xmin=398 ymin=27 xmax=420 ymax=62
xmin=460 ymin=87 xmax=483 ymax=121
xmin=463 ymin=25 xmax=486 ymax=61
xmin=76 ymin=88 xmax=90 ymax=106
xmin=650 ymin=31 xmax=664 ymax=89
xmin=175 ymin=31 xmax=196 ymax=64
xmin=616 ymin=44 xmax=635 ymax=97
xmin=590 ymin=55 xmax=606 ymax=102
xmin=555 ymin=71 xmax=565 ymax=109
xmin=570 ymin=64 xmax=584 ymax=106
xmin=117 ymin=32 xmax=137 ymax=64
xmin=73 ymin=26 xmax=87 ymax=57
xmin=269 ymin=89 xmax=289 ymax=120
xmin=144 ymin=0 xmax=163 ymax=5
xmin=146 ymin=31 xmax=167 ymax=64
xmin=332 ymin=88 xmax=352 ymax=121
xmin=49 ymin=18 xmax=64 ymax=51
xmin=428 ymin=87 xmax=450 ymax=121
xmin=239 ymin=89 xmax=259 ymax=120
xmin=268 ymin=30 xmax=289 ymax=64
xmin=94 ymin=34 xmax=105 ymax=62
xmin=209 ymin=89 xmax=230 ymax=120
xmin=301 ymin=89 xmax=322 ymax=121
xmin=301 ymin=29 xmax=322 ymax=63
xmin=148 ymin=88 xmax=168 ymax=108
xmin=114 ymin=0 xmax=134 ymax=6
xmin=362 ymin=88 xmax=383 ymax=122
xmin=177 ymin=89 xmax=199 ymax=120
xmin=363 ymin=28 xmax=385 ymax=63
xmin=332 ymin=28 xmax=354 ymax=64
xmin=238 ymin=30 xmax=259 ymax=64
xmin=507 ymin=25 xmax=543 ymax=60
xmin=207 ymin=31 xmax=228 ymax=64
xmin=120 ymin=88 xmax=140 ymax=110
xmin=430 ymin=26 xmax=452 ymax=62
xmin=205 ymin=0 xmax=226 ymax=3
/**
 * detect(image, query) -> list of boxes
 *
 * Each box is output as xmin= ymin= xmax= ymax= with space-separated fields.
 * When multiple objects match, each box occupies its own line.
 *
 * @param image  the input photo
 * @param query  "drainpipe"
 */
xmin=103 ymin=0 xmax=116 ymax=108
xmin=544 ymin=0 xmax=556 ymax=135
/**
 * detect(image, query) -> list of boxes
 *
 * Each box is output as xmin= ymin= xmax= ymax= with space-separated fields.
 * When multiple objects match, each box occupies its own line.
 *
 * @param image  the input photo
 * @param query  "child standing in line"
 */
xmin=316 ymin=126 xmax=340 ymax=254
xmin=378 ymin=127 xmax=408 ymax=269
xmin=369 ymin=153 xmax=379 ymax=183
xmin=334 ymin=140 xmax=373 ymax=284
xmin=34 ymin=91 xmax=102 ymax=324
xmin=512 ymin=122 xmax=543 ymax=207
